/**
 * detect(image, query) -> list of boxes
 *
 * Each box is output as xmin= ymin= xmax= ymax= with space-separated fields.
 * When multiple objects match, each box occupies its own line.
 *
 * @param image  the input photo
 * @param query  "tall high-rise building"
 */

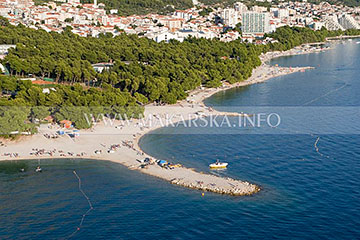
xmin=234 ymin=2 xmax=248 ymax=13
xmin=339 ymin=14 xmax=360 ymax=29
xmin=276 ymin=9 xmax=289 ymax=19
xmin=221 ymin=8 xmax=239 ymax=27
xmin=242 ymin=12 xmax=270 ymax=34
xmin=323 ymin=15 xmax=345 ymax=31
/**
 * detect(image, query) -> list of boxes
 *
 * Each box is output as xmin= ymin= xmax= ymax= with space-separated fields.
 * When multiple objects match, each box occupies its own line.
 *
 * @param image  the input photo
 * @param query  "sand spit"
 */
xmin=0 ymin=45 xmax=322 ymax=196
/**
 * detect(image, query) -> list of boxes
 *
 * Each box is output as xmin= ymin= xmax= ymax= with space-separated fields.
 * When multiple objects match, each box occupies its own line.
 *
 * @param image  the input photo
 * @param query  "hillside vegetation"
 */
xmin=1 ymin=15 xmax=360 ymax=134
xmin=34 ymin=0 xmax=194 ymax=16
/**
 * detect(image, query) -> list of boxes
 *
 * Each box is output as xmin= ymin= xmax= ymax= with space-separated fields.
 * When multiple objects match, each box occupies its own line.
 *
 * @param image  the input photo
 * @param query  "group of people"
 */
xmin=29 ymin=148 xmax=86 ymax=158
xmin=108 ymin=144 xmax=121 ymax=153
xmin=2 ymin=152 xmax=19 ymax=158
xmin=122 ymin=140 xmax=144 ymax=156
xmin=30 ymin=148 xmax=56 ymax=157
xmin=122 ymin=140 xmax=134 ymax=149
xmin=43 ymin=133 xmax=59 ymax=139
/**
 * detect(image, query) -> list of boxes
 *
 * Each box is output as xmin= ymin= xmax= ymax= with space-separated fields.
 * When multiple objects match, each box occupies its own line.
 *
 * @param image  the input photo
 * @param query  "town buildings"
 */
xmin=0 ymin=0 xmax=360 ymax=44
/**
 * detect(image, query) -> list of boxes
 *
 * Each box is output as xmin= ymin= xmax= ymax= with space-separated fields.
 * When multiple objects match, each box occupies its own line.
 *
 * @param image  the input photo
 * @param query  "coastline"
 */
xmin=326 ymin=35 xmax=360 ymax=41
xmin=0 ymin=44 xmax=323 ymax=196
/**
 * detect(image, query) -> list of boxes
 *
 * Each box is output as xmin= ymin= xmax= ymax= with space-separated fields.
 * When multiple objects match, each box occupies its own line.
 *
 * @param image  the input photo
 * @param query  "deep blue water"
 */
xmin=1 ymin=41 xmax=360 ymax=239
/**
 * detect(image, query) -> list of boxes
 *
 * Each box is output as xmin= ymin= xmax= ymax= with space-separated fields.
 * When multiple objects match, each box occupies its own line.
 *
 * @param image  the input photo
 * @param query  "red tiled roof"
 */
xmin=32 ymin=80 xmax=52 ymax=85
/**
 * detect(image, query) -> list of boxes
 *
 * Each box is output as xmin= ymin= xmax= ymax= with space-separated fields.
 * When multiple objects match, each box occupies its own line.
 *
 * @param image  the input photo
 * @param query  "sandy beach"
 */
xmin=0 ymin=45 xmax=324 ymax=196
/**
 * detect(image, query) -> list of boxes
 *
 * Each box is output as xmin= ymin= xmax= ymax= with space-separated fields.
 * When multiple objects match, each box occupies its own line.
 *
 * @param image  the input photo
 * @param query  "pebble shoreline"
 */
xmin=1 ymin=45 xmax=323 ymax=196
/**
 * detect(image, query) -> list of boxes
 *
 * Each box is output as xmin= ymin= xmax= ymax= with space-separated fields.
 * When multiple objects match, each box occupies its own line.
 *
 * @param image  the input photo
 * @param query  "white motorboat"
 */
xmin=209 ymin=160 xmax=228 ymax=169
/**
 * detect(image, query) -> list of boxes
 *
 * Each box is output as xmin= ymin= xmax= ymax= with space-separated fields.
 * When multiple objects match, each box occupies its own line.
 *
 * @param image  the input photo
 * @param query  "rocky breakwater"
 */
xmin=170 ymin=176 xmax=260 ymax=196
xmin=140 ymin=164 xmax=260 ymax=196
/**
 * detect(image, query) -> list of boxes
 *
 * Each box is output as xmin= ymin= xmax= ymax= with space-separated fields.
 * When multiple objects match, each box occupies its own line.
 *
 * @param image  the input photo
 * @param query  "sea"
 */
xmin=1 ymin=40 xmax=359 ymax=239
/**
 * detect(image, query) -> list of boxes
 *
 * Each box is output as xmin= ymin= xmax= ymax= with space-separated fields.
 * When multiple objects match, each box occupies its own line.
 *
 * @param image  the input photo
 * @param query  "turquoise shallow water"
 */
xmin=1 ymin=41 xmax=360 ymax=239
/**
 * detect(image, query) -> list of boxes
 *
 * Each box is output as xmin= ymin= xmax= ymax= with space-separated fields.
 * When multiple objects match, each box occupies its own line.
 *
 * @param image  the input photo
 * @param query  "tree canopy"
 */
xmin=0 ymin=19 xmax=263 ymax=105
xmin=1 ymin=15 xmax=360 ymax=137
xmin=35 ymin=0 xmax=194 ymax=16
xmin=0 ymin=75 xmax=143 ymax=133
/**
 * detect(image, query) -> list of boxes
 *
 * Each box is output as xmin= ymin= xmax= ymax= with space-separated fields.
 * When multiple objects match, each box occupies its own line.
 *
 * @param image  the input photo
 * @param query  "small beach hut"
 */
xmin=44 ymin=116 xmax=53 ymax=123
xmin=60 ymin=120 xmax=72 ymax=129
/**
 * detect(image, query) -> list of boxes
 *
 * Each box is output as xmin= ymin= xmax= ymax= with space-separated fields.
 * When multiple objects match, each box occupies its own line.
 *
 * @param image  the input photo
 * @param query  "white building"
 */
xmin=322 ymin=15 xmax=345 ymax=30
xmin=173 ymin=10 xmax=195 ymax=21
xmin=0 ymin=44 xmax=16 ymax=59
xmin=242 ymin=12 xmax=270 ymax=34
xmin=110 ymin=9 xmax=118 ymax=15
xmin=177 ymin=29 xmax=216 ymax=40
xmin=339 ymin=14 xmax=360 ymax=29
xmin=159 ymin=18 xmax=184 ymax=32
xmin=311 ymin=21 xmax=324 ymax=30
xmin=234 ymin=2 xmax=248 ymax=13
xmin=221 ymin=8 xmax=239 ymax=27
xmin=92 ymin=62 xmax=114 ymax=73
xmin=277 ymin=9 xmax=289 ymax=19
xmin=0 ymin=44 xmax=16 ymax=55
xmin=251 ymin=6 xmax=268 ymax=13
xmin=148 ymin=31 xmax=184 ymax=43
xmin=0 ymin=7 xmax=11 ymax=17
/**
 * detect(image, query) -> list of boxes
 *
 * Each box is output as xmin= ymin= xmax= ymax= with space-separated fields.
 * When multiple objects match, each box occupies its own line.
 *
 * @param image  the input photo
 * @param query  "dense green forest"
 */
xmin=0 ymin=18 xmax=263 ymax=104
xmin=1 ymin=13 xmax=360 ymax=135
xmin=34 ymin=0 xmax=194 ymax=16
xmin=35 ymin=0 xmax=274 ymax=14
xmin=0 ymin=75 xmax=143 ymax=134
xmin=266 ymin=26 xmax=360 ymax=50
